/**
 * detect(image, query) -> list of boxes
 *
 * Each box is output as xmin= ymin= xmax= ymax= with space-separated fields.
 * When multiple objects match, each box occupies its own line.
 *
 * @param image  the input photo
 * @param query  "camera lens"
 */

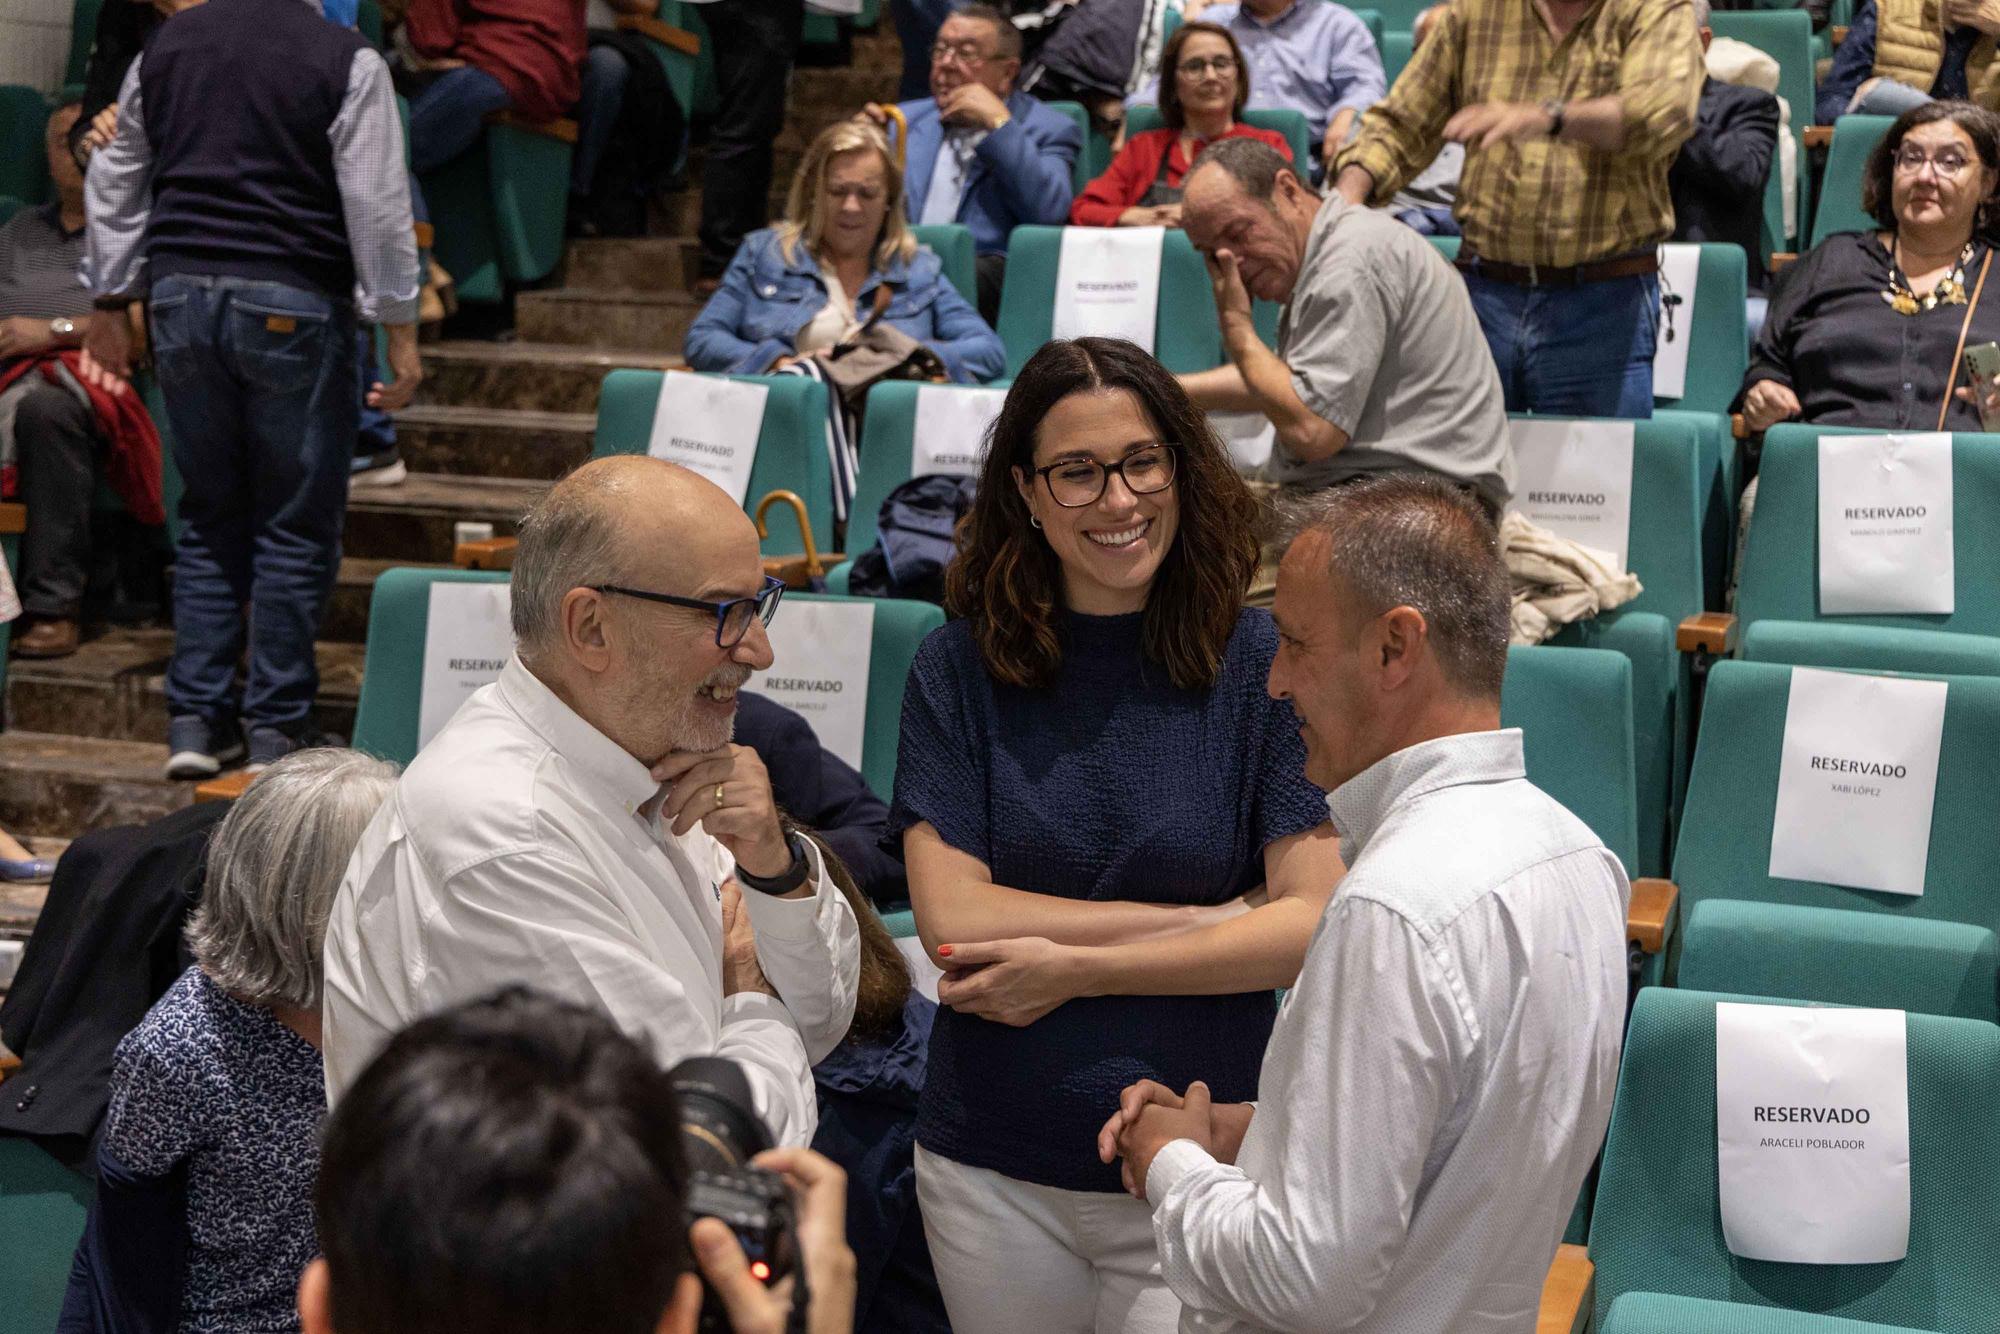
xmin=668 ymin=1056 xmax=775 ymax=1174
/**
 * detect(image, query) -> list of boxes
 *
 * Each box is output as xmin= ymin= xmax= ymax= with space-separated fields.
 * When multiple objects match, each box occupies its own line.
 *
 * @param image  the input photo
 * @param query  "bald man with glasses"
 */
xmin=322 ymin=456 xmax=859 ymax=1145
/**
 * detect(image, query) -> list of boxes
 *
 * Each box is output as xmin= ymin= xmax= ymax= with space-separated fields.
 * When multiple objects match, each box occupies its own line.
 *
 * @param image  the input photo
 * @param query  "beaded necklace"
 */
xmin=1883 ymin=239 xmax=1975 ymax=315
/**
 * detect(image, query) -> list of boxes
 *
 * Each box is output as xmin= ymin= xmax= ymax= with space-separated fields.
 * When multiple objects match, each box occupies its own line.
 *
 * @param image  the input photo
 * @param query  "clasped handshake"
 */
xmin=1095 ymin=1077 xmax=1259 ymax=1201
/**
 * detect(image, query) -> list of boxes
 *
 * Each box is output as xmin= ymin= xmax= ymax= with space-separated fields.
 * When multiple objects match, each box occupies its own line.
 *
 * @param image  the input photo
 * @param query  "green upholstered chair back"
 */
xmin=910 ymin=223 xmax=979 ymax=306
xmin=1043 ymin=101 xmax=1096 ymax=194
xmin=594 ymin=370 xmax=832 ymax=557
xmin=995 ymin=226 xmax=1224 ymax=376
xmin=1810 ymin=115 xmax=1894 ymax=248
xmin=1427 ymin=233 xmax=1461 ymax=260
xmin=1122 ymin=104 xmax=1316 ymax=175
xmin=1501 ymin=645 xmax=1641 ymax=875
xmin=1741 ymin=619 xmax=2000 ymax=677
xmin=784 ymin=593 xmax=943 ymax=797
xmin=485 ymin=122 xmax=572 ymax=285
xmin=1348 ymin=0 xmax=1429 ymax=33
xmin=1589 ymin=988 xmax=2000 ymax=1331
xmin=351 ymin=567 xmax=510 ymax=764
xmin=0 ymin=1138 xmax=93 ymax=1334
xmin=1737 ymin=425 xmax=2000 ymax=642
xmin=845 ymin=380 xmax=999 ymax=555
xmin=1655 ymin=243 xmax=1748 ymax=416
xmin=1707 ymin=10 xmax=1816 ymax=231
xmin=1380 ymin=28 xmax=1415 ymax=82
xmin=1672 ymin=660 xmax=2000 ymax=936
xmin=0 ymin=85 xmax=52 ymax=207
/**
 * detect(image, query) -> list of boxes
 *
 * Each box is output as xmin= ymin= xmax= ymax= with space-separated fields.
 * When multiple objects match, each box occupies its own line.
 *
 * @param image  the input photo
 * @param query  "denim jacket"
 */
xmin=684 ymin=227 xmax=1005 ymax=385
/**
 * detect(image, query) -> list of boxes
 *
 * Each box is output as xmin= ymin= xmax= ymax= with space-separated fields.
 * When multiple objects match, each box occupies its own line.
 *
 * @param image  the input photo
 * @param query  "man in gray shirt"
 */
xmin=1179 ymin=138 xmax=1510 ymax=597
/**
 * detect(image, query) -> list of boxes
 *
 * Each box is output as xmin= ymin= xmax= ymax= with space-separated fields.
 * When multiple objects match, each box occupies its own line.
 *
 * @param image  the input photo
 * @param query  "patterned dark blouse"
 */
xmin=75 ymin=967 xmax=326 ymax=1333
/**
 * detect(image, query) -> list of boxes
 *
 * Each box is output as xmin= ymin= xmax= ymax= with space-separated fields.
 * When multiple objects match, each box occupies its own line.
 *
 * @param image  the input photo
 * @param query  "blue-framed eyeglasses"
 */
xmin=590 ymin=574 xmax=785 ymax=647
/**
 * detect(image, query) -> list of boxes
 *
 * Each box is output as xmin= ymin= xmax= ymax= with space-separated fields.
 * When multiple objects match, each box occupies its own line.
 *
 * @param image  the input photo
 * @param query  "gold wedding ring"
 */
xmin=714 ymin=784 xmax=727 ymax=809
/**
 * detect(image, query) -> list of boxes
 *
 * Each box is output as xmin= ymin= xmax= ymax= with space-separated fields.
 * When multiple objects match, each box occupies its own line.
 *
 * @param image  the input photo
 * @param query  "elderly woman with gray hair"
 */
xmin=58 ymin=749 xmax=398 ymax=1334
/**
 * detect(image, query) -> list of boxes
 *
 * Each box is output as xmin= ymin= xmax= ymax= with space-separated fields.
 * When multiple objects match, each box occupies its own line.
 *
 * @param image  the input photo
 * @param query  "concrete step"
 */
xmin=391 ymin=404 xmax=596 ymax=480
xmin=562 ymin=236 xmax=703 ymax=294
xmin=325 ymin=556 xmax=452 ymax=644
xmin=3 ymin=627 xmax=362 ymax=746
xmin=789 ymin=67 xmax=899 ymax=113
xmin=418 ymin=339 xmax=685 ymax=413
xmin=0 ymin=732 xmax=188 ymax=842
xmin=650 ymin=187 xmax=788 ymax=239
xmin=343 ymin=471 xmax=547 ymax=564
xmin=515 ymin=287 xmax=704 ymax=351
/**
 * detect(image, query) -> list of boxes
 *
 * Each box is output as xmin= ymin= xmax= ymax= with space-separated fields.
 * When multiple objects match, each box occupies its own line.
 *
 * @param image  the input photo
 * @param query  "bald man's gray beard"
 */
xmin=658 ymin=662 xmax=752 ymax=754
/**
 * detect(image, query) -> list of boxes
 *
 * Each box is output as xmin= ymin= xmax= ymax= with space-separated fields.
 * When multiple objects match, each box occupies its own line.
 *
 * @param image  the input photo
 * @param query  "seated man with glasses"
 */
xmin=861 ymin=2 xmax=1083 ymax=323
xmin=323 ymin=455 xmax=860 ymax=1151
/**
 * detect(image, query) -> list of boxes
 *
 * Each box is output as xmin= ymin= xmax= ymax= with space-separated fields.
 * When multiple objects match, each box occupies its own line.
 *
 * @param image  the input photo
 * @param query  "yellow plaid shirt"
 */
xmin=1336 ymin=0 xmax=1704 ymax=268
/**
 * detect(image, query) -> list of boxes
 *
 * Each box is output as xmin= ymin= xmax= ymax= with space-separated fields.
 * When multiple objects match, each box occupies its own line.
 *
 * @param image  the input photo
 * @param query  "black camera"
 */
xmin=668 ymin=1057 xmax=803 ymax=1334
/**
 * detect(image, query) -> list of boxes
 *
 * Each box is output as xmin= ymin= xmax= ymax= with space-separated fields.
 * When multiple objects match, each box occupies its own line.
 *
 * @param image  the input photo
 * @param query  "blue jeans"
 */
xmin=148 ymin=275 xmax=356 ymax=731
xmin=1462 ymin=269 xmax=1659 ymax=419
xmin=573 ymin=43 xmax=628 ymax=196
xmin=407 ymin=64 xmax=514 ymax=175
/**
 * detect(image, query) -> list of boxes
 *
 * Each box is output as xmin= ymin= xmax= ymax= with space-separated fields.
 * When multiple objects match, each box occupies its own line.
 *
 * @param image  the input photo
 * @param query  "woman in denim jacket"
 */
xmin=686 ymin=120 xmax=1005 ymax=384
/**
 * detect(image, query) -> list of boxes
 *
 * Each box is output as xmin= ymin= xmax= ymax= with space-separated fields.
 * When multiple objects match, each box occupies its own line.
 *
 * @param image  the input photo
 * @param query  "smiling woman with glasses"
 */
xmin=885 ymin=337 xmax=1344 ymax=1334
xmin=1741 ymin=99 xmax=2000 ymax=437
xmin=1069 ymin=21 xmax=1295 ymax=230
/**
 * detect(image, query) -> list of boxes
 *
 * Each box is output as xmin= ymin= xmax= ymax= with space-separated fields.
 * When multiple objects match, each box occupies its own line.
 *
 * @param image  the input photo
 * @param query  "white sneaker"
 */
xmin=350 ymin=452 xmax=408 ymax=489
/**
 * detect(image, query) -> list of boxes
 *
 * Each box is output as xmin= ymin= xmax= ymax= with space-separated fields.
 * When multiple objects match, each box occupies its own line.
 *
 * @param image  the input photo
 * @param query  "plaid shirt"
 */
xmin=1336 ymin=0 xmax=1703 ymax=268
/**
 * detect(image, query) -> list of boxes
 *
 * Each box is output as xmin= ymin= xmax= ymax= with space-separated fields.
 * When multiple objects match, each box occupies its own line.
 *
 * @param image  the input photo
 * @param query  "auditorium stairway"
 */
xmin=0 ymin=20 xmax=904 ymax=953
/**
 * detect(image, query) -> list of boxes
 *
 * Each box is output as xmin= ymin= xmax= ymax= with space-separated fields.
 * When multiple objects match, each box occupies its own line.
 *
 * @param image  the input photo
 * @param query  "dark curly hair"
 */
xmin=1864 ymin=99 xmax=2000 ymax=240
xmin=943 ymin=337 xmax=1259 ymax=691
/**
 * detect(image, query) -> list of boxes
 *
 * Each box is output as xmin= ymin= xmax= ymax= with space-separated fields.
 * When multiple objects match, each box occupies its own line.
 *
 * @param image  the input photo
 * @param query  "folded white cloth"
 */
xmin=1501 ymin=511 xmax=1643 ymax=644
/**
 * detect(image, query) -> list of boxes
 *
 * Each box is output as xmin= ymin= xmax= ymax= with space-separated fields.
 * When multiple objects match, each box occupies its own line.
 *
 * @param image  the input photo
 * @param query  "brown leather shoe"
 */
xmin=12 ymin=618 xmax=79 ymax=659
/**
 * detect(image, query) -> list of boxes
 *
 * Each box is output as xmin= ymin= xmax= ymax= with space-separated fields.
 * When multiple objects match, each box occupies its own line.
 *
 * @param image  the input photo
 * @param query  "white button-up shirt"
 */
xmin=323 ymin=657 xmax=860 ymax=1146
xmin=1148 ymin=729 xmax=1628 ymax=1334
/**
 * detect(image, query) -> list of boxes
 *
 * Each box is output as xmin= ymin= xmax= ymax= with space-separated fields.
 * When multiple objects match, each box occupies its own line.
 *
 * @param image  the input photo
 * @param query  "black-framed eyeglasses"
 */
xmin=1176 ymin=54 xmax=1237 ymax=76
xmin=590 ymin=574 xmax=785 ymax=647
xmin=1033 ymin=444 xmax=1178 ymax=508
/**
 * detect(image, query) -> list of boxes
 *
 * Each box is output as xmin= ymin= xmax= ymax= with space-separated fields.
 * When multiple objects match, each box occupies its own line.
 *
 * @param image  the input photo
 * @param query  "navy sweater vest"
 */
xmin=140 ymin=0 xmax=368 ymax=300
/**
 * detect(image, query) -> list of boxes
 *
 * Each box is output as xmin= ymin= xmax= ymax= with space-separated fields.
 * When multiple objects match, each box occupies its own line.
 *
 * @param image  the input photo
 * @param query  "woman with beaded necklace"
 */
xmin=1742 ymin=100 xmax=2000 ymax=433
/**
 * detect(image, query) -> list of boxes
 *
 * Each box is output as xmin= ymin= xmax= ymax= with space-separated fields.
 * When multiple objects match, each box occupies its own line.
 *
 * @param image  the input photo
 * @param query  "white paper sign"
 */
xmin=745 ymin=599 xmax=875 ymax=771
xmin=1652 ymin=243 xmax=1702 ymax=400
xmin=646 ymin=371 xmax=768 ymax=505
xmin=1052 ymin=226 xmax=1165 ymax=351
xmin=1506 ymin=418 xmax=1636 ymax=570
xmin=1768 ymin=667 xmax=1947 ymax=897
xmin=1716 ymin=1002 xmax=1911 ymax=1265
xmin=1817 ymin=433 xmax=1955 ymax=615
xmin=912 ymin=384 xmax=1005 ymax=477
xmin=418 ymin=581 xmax=514 ymax=749
xmin=1209 ymin=410 xmax=1276 ymax=474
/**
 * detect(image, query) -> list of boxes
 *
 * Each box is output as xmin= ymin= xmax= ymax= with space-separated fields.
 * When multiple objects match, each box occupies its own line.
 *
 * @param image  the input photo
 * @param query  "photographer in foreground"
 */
xmin=303 ymin=987 xmax=856 ymax=1334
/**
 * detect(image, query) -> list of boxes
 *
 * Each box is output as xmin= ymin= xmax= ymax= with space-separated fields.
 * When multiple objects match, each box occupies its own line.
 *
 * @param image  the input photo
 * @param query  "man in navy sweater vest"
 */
xmin=81 ymin=0 xmax=422 ymax=779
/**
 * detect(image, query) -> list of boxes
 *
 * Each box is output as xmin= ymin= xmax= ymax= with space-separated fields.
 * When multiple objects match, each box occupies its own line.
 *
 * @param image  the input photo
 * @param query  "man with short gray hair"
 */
xmin=1103 ymin=476 xmax=1628 ymax=1334
xmin=1177 ymin=138 xmax=1511 ymax=602
xmin=323 ymin=455 xmax=860 ymax=1144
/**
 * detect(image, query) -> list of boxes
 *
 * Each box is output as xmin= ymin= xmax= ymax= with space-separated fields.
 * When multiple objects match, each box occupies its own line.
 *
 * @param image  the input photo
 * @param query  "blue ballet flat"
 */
xmin=0 ymin=857 xmax=57 ymax=884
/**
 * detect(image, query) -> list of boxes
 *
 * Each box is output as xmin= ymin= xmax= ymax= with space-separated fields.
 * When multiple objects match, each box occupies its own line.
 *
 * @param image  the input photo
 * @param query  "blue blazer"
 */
xmin=683 ymin=227 xmax=1006 ymax=384
xmin=898 ymin=90 xmax=1081 ymax=256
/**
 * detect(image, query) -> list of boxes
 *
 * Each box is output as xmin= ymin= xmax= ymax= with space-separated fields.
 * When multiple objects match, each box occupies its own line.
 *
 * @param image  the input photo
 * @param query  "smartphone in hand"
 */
xmin=1964 ymin=341 xmax=2000 ymax=431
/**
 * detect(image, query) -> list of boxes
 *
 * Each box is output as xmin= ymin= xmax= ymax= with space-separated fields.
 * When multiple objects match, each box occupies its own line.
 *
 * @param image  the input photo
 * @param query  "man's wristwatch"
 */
xmin=736 ymin=831 xmax=812 ymax=896
xmin=1542 ymin=100 xmax=1567 ymax=138
xmin=49 ymin=317 xmax=77 ymax=339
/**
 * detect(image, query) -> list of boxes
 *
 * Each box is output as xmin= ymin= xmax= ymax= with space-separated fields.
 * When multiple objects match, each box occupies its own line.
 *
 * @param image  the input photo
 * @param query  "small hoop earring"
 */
xmin=1030 ymin=515 xmax=1043 ymax=529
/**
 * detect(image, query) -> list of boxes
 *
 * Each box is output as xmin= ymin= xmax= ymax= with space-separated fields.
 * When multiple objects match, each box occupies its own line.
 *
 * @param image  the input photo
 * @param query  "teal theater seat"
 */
xmin=1589 ymin=989 xmax=2000 ymax=1332
xmin=1741 ymin=619 xmax=2000 ymax=676
xmin=0 ymin=1138 xmax=94 ymax=1334
xmin=1654 ymin=243 xmax=1748 ymax=417
xmin=351 ymin=567 xmax=510 ymax=763
xmin=595 ymin=370 xmax=834 ymax=557
xmin=1122 ymin=104 xmax=1315 ymax=177
xmin=1042 ymin=101 xmax=1096 ymax=195
xmin=1502 ymin=645 xmax=1641 ymax=876
xmin=0 ymin=85 xmax=52 ymax=207
xmin=419 ymin=118 xmax=576 ymax=303
xmin=910 ymin=223 xmax=978 ymax=307
xmin=995 ymin=226 xmax=1224 ymax=375
xmin=1381 ymin=28 xmax=1414 ymax=82
xmin=782 ymin=593 xmax=944 ymax=799
xmin=1708 ymin=11 xmax=1815 ymax=239
xmin=1809 ymin=115 xmax=1894 ymax=248
xmin=1735 ymin=425 xmax=2000 ymax=674
xmin=1661 ymin=659 xmax=2000 ymax=1012
xmin=1345 ymin=0 xmax=1427 ymax=33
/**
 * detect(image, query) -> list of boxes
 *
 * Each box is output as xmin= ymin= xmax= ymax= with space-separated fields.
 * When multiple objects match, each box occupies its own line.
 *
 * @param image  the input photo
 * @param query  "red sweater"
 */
xmin=1069 ymin=123 xmax=1293 ymax=227
xmin=404 ymin=0 xmax=587 ymax=124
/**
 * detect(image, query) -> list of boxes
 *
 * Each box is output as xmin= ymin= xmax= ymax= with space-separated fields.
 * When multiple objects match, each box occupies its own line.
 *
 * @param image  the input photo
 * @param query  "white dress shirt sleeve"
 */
xmin=732 ymin=835 xmax=861 ymax=1069
xmin=85 ymin=58 xmax=154 ymax=302
xmin=1147 ymin=897 xmax=1467 ymax=1332
xmin=434 ymin=844 xmax=831 ymax=1146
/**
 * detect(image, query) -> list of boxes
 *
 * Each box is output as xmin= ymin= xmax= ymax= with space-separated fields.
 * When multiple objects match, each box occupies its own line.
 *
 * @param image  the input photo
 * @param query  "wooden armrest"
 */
xmin=0 ymin=503 xmax=25 ymax=536
xmin=1802 ymin=125 xmax=1832 ymax=150
xmin=194 ymin=769 xmax=254 ymax=804
xmin=1628 ymin=878 xmax=1678 ymax=955
xmin=615 ymin=13 xmax=701 ymax=55
xmin=455 ymin=536 xmax=519 ymax=570
xmin=1731 ymin=412 xmax=1750 ymax=440
xmin=1536 ymin=1244 xmax=1594 ymax=1334
xmin=1769 ymin=251 xmax=1799 ymax=274
xmin=1832 ymin=24 xmax=1848 ymax=46
xmin=413 ymin=220 xmax=435 ymax=250
xmin=484 ymin=110 xmax=580 ymax=145
xmin=1676 ymin=611 xmax=1738 ymax=655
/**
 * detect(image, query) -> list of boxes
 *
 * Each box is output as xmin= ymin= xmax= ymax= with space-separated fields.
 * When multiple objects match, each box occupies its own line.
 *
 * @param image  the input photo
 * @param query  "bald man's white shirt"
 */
xmin=322 ymin=656 xmax=859 ymax=1144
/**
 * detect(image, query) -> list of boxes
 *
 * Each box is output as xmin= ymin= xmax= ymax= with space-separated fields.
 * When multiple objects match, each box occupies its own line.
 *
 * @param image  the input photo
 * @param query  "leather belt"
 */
xmin=1453 ymin=251 xmax=1660 ymax=288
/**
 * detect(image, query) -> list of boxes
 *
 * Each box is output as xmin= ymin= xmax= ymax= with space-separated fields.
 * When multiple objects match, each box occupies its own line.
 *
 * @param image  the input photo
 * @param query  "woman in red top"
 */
xmin=1069 ymin=22 xmax=1292 ymax=229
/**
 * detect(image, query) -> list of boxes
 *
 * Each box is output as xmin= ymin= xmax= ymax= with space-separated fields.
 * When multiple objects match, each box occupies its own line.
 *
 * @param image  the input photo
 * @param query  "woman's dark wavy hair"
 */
xmin=1159 ymin=21 xmax=1252 ymax=131
xmin=1864 ymin=99 xmax=2000 ymax=240
xmin=944 ymin=337 xmax=1259 ymax=691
